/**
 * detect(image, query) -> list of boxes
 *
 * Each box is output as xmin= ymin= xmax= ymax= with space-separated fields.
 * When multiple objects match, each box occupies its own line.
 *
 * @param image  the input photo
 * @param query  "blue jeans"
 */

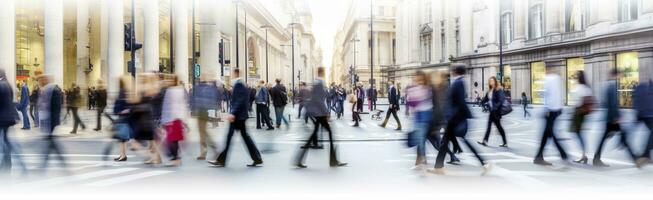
xmin=275 ymin=106 xmax=289 ymax=126
xmin=412 ymin=111 xmax=432 ymax=157
xmin=19 ymin=107 xmax=30 ymax=129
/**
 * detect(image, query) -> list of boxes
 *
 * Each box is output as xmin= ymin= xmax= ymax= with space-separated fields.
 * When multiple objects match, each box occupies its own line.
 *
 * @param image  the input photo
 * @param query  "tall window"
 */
xmin=501 ymin=0 xmax=514 ymax=44
xmin=618 ymin=0 xmax=639 ymax=22
xmin=420 ymin=25 xmax=433 ymax=63
xmin=455 ymin=18 xmax=460 ymax=56
xmin=565 ymin=0 xmax=586 ymax=32
xmin=566 ymin=58 xmax=584 ymax=105
xmin=616 ymin=52 xmax=639 ymax=107
xmin=528 ymin=0 xmax=544 ymax=39
xmin=441 ymin=32 xmax=446 ymax=62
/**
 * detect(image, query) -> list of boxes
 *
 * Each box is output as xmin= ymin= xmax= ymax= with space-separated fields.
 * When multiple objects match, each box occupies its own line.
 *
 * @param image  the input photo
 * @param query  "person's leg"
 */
xmin=593 ymin=122 xmax=612 ymax=162
xmin=462 ymin=137 xmax=486 ymax=166
xmin=275 ymin=106 xmax=282 ymax=126
xmin=216 ymin=122 xmax=237 ymax=164
xmin=256 ymin=105 xmax=263 ymax=129
xmin=281 ymin=106 xmax=289 ymax=125
xmin=74 ymin=107 xmax=85 ymax=129
xmin=642 ymin=119 xmax=653 ymax=158
xmin=0 ymin=127 xmax=11 ymax=169
xmin=434 ymin=125 xmax=454 ymax=169
xmin=392 ymin=108 xmax=402 ymax=129
xmin=264 ymin=106 xmax=274 ymax=128
xmin=616 ymin=124 xmax=636 ymax=161
xmin=482 ymin=114 xmax=493 ymax=143
xmin=296 ymin=121 xmax=319 ymax=165
xmin=169 ymin=141 xmax=179 ymax=160
xmin=29 ymin=105 xmax=35 ymax=123
xmin=297 ymin=104 xmax=303 ymax=119
xmin=535 ymin=113 xmax=554 ymax=161
xmin=380 ymin=107 xmax=393 ymax=127
xmin=71 ymin=107 xmax=80 ymax=133
xmin=21 ymin=108 xmax=30 ymax=129
xmin=494 ymin=115 xmax=507 ymax=145
xmin=198 ymin=112 xmax=208 ymax=158
xmin=239 ymin=120 xmax=262 ymax=163
xmin=95 ymin=107 xmax=104 ymax=130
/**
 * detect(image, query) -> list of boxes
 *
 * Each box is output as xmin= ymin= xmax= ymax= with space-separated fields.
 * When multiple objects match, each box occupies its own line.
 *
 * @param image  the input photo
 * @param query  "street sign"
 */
xmin=194 ymin=64 xmax=201 ymax=78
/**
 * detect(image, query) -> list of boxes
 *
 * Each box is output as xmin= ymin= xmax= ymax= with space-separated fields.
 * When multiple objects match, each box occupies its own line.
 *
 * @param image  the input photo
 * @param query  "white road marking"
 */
xmin=83 ymin=170 xmax=173 ymax=187
xmin=16 ymin=168 xmax=140 ymax=187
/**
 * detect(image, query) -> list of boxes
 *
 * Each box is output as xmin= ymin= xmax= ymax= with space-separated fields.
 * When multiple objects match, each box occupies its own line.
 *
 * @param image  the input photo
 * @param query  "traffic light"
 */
xmin=124 ymin=23 xmax=142 ymax=51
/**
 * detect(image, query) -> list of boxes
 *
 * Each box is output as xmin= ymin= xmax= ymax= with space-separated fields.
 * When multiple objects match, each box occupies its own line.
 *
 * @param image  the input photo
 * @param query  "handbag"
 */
xmin=406 ymin=130 xmax=419 ymax=148
xmin=112 ymin=122 xmax=132 ymax=140
xmin=165 ymin=119 xmax=185 ymax=143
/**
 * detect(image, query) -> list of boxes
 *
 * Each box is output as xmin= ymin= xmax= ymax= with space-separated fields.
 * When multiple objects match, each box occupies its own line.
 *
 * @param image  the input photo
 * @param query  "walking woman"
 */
xmin=429 ymin=71 xmax=460 ymax=164
xmin=406 ymin=71 xmax=433 ymax=169
xmin=570 ymin=70 xmax=593 ymax=164
xmin=161 ymin=75 xmax=189 ymax=167
xmin=478 ymin=76 xmax=508 ymax=147
xmin=521 ymin=92 xmax=530 ymax=118
xmin=351 ymin=85 xmax=362 ymax=127
xmin=133 ymin=73 xmax=161 ymax=164
xmin=108 ymin=76 xmax=134 ymax=162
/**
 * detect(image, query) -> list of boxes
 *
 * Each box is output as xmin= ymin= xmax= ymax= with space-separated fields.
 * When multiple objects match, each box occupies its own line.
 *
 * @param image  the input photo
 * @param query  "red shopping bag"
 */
xmin=165 ymin=119 xmax=185 ymax=143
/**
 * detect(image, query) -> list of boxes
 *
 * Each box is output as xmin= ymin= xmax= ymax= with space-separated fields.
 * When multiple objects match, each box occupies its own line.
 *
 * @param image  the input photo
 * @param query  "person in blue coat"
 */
xmin=0 ymin=69 xmax=19 ymax=170
xmin=18 ymin=80 xmax=30 ymax=130
xmin=209 ymin=69 xmax=263 ymax=167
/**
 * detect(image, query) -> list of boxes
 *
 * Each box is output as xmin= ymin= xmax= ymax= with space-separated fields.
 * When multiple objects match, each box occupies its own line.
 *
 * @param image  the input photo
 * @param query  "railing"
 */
xmin=524 ymin=31 xmax=586 ymax=47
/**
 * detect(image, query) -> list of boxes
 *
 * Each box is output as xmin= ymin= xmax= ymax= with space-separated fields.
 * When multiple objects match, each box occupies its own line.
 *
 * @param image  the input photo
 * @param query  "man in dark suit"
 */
xmin=209 ymin=69 xmax=263 ymax=167
xmin=635 ymin=79 xmax=653 ymax=167
xmin=592 ymin=69 xmax=637 ymax=167
xmin=37 ymin=75 xmax=66 ymax=169
xmin=295 ymin=67 xmax=346 ymax=168
xmin=431 ymin=64 xmax=491 ymax=175
xmin=0 ymin=69 xmax=18 ymax=170
xmin=270 ymin=79 xmax=289 ymax=128
xmin=18 ymin=80 xmax=30 ymax=130
xmin=379 ymin=81 xmax=402 ymax=130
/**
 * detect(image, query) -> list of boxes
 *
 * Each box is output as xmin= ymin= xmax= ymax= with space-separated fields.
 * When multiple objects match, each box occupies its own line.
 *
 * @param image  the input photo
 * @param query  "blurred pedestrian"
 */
xmin=0 ymin=69 xmax=19 ymax=171
xmin=431 ymin=64 xmax=491 ymax=175
xmin=296 ymin=82 xmax=309 ymax=123
xmin=569 ymin=71 xmax=594 ymax=164
xmin=592 ymin=69 xmax=637 ymax=167
xmin=478 ymin=76 xmax=508 ymax=147
xmin=192 ymin=77 xmax=220 ymax=160
xmin=429 ymin=71 xmax=460 ymax=164
xmin=270 ymin=79 xmax=290 ymax=128
xmin=161 ymin=75 xmax=189 ymax=167
xmin=18 ymin=80 xmax=30 ymax=130
xmin=88 ymin=86 xmax=96 ymax=110
xmin=533 ymin=67 xmax=568 ymax=166
xmin=634 ymin=79 xmax=653 ymax=167
xmin=133 ymin=73 xmax=161 ymax=164
xmin=521 ymin=92 xmax=530 ymax=118
xmin=209 ymin=69 xmax=263 ymax=167
xmin=379 ymin=80 xmax=402 ymax=130
xmin=406 ymin=71 xmax=434 ymax=169
xmin=93 ymin=80 xmax=108 ymax=131
xmin=68 ymin=83 xmax=86 ymax=134
xmin=105 ymin=76 xmax=134 ymax=162
xmin=356 ymin=83 xmax=365 ymax=113
xmin=29 ymin=84 xmax=40 ymax=128
xmin=255 ymin=80 xmax=274 ymax=130
xmin=37 ymin=75 xmax=66 ymax=169
xmin=335 ymin=85 xmax=346 ymax=119
xmin=295 ymin=67 xmax=347 ymax=168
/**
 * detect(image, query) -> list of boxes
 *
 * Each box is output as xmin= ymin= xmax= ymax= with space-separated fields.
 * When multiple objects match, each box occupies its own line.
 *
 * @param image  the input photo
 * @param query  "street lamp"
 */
xmin=260 ymin=24 xmax=273 ymax=83
xmin=349 ymin=38 xmax=360 ymax=86
xmin=288 ymin=22 xmax=299 ymax=95
xmin=369 ymin=0 xmax=374 ymax=90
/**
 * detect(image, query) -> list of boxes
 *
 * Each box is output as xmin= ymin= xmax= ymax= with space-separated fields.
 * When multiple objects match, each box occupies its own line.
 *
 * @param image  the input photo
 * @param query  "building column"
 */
xmin=199 ymin=0 xmax=219 ymax=80
xmin=143 ymin=0 xmax=159 ymax=73
xmin=77 ymin=0 xmax=90 ymax=87
xmin=639 ymin=49 xmax=653 ymax=82
xmin=643 ymin=0 xmax=653 ymax=18
xmin=107 ymin=0 xmax=124 ymax=95
xmin=513 ymin=0 xmax=526 ymax=41
xmin=173 ymin=0 xmax=189 ymax=85
xmin=0 ymin=0 xmax=15 ymax=87
xmin=458 ymin=0 xmax=473 ymax=54
xmin=545 ymin=0 xmax=562 ymax=35
xmin=45 ymin=0 xmax=64 ymax=87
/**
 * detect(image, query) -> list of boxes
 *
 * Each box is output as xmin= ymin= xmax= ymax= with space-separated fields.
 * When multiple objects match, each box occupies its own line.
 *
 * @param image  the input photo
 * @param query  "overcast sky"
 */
xmin=308 ymin=0 xmax=350 ymax=70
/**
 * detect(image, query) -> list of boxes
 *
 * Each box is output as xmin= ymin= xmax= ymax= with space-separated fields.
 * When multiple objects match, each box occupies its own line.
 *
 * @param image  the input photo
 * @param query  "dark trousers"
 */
xmin=216 ymin=120 xmax=262 ymax=164
xmin=483 ymin=112 xmax=507 ymax=144
xmin=435 ymin=119 xmax=484 ymax=168
xmin=296 ymin=116 xmax=339 ymax=164
xmin=256 ymin=104 xmax=273 ymax=128
xmin=168 ymin=141 xmax=180 ymax=160
xmin=426 ymin=129 xmax=458 ymax=162
xmin=41 ymin=135 xmax=67 ymax=169
xmin=71 ymin=107 xmax=86 ymax=133
xmin=641 ymin=118 xmax=653 ymax=158
xmin=352 ymin=103 xmax=361 ymax=124
xmin=0 ymin=126 xmax=12 ymax=169
xmin=297 ymin=104 xmax=305 ymax=119
xmin=356 ymin=98 xmax=363 ymax=112
xmin=380 ymin=106 xmax=401 ymax=128
xmin=534 ymin=111 xmax=567 ymax=160
xmin=30 ymin=104 xmax=39 ymax=127
xmin=96 ymin=106 xmax=106 ymax=130
xmin=593 ymin=122 xmax=637 ymax=161
xmin=523 ymin=104 xmax=530 ymax=118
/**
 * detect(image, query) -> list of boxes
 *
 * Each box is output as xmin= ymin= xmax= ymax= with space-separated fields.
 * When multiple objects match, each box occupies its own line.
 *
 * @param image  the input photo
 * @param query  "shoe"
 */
xmin=499 ymin=143 xmax=508 ymax=147
xmin=247 ymin=160 xmax=263 ymax=167
xmin=574 ymin=156 xmax=588 ymax=164
xmin=378 ymin=124 xmax=386 ymax=128
xmin=447 ymin=159 xmax=461 ymax=165
xmin=395 ymin=127 xmax=402 ymax=131
xmin=533 ymin=159 xmax=553 ymax=166
xmin=427 ymin=168 xmax=446 ymax=175
xmin=636 ymin=157 xmax=650 ymax=168
xmin=256 ymin=127 xmax=262 ymax=130
xmin=477 ymin=141 xmax=488 ymax=146
xmin=593 ymin=160 xmax=610 ymax=167
xmin=93 ymin=128 xmax=101 ymax=131
xmin=295 ymin=163 xmax=308 ymax=168
xmin=310 ymin=145 xmax=324 ymax=149
xmin=114 ymin=156 xmax=127 ymax=162
xmin=70 ymin=131 xmax=77 ymax=134
xmin=352 ymin=123 xmax=359 ymax=127
xmin=21 ymin=127 xmax=30 ymax=130
xmin=208 ymin=160 xmax=225 ymax=167
xmin=481 ymin=163 xmax=493 ymax=176
xmin=266 ymin=127 xmax=274 ymax=130
xmin=196 ymin=156 xmax=206 ymax=161
xmin=330 ymin=162 xmax=347 ymax=167
xmin=165 ymin=159 xmax=181 ymax=167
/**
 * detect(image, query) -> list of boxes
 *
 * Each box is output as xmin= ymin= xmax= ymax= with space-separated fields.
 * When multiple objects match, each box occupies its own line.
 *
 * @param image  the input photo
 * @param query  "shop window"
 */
xmin=566 ymin=58 xmax=584 ymax=105
xmin=616 ymin=52 xmax=639 ymax=107
xmin=503 ymin=65 xmax=511 ymax=94
xmin=531 ymin=61 xmax=546 ymax=104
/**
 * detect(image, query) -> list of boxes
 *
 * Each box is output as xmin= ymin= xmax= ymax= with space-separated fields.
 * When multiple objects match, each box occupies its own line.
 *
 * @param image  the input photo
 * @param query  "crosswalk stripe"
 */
xmin=83 ymin=170 xmax=173 ymax=187
xmin=16 ymin=168 xmax=140 ymax=187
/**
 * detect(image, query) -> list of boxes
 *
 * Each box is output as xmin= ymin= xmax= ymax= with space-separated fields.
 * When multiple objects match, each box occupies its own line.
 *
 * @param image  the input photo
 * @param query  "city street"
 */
xmin=1 ymin=103 xmax=652 ymax=199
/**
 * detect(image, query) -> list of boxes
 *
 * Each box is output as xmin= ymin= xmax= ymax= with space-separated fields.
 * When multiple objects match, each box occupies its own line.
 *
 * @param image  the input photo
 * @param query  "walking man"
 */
xmin=379 ymin=81 xmax=402 ymax=130
xmin=0 ymin=69 xmax=19 ymax=170
xmin=270 ymin=79 xmax=290 ymax=128
xmin=18 ymin=80 xmax=30 ymax=130
xmin=37 ymin=75 xmax=66 ymax=169
xmin=193 ymin=78 xmax=220 ymax=160
xmin=68 ymin=83 xmax=86 ymax=134
xmin=209 ymin=69 xmax=263 ymax=167
xmin=533 ymin=67 xmax=568 ymax=166
xmin=255 ymin=80 xmax=274 ymax=130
